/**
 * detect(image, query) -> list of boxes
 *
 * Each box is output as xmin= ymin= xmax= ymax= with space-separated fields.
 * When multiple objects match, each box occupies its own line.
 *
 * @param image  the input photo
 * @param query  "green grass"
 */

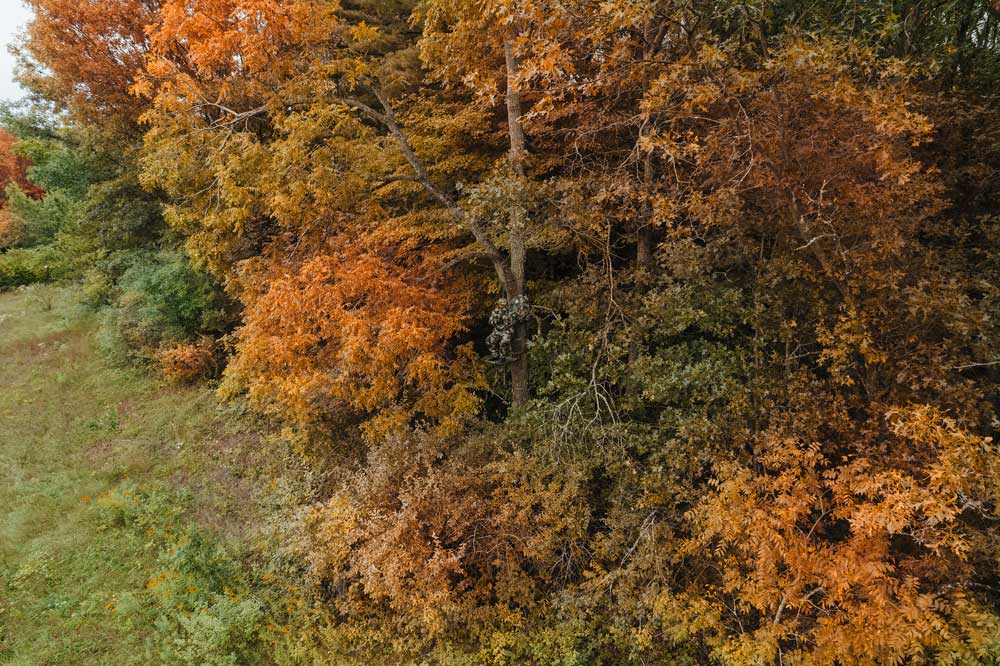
xmin=0 ymin=284 xmax=300 ymax=665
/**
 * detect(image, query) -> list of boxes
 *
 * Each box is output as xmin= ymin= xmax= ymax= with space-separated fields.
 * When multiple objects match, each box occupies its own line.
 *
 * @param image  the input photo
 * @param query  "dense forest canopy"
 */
xmin=3 ymin=0 xmax=1000 ymax=663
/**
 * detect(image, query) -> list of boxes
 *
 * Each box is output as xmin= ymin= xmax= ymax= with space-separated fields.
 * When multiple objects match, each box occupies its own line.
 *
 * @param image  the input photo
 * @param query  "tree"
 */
xmin=0 ymin=128 xmax=44 ymax=247
xmin=138 ymin=0 xmax=551 ymax=411
xmin=14 ymin=0 xmax=1000 ymax=661
xmin=633 ymin=39 xmax=1000 ymax=665
xmin=139 ymin=0 xmax=493 ymax=434
xmin=19 ymin=0 xmax=162 ymax=130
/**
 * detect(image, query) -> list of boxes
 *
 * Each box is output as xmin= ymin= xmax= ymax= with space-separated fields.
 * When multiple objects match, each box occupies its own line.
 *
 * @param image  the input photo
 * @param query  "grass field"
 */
xmin=0 ymin=285 xmax=302 ymax=665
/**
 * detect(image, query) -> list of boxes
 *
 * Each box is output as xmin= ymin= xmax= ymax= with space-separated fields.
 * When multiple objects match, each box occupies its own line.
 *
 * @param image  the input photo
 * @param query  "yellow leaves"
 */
xmin=349 ymin=21 xmax=380 ymax=44
xmin=309 ymin=493 xmax=360 ymax=572
xmin=684 ymin=190 xmax=741 ymax=228
xmin=817 ymin=307 xmax=888 ymax=386
xmin=40 ymin=0 xmax=1000 ymax=656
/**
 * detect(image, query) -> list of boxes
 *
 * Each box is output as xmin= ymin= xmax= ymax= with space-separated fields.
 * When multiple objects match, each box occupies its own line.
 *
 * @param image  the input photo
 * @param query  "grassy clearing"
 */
xmin=0 ymin=284 xmax=304 ymax=666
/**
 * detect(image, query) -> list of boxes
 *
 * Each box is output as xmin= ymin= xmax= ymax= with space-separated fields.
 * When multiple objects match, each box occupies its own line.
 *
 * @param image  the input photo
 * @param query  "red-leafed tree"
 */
xmin=0 ymin=128 xmax=44 ymax=247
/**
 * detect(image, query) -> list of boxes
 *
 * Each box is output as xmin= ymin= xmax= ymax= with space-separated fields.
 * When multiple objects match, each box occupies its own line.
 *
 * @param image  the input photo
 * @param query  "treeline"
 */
xmin=3 ymin=0 xmax=1000 ymax=663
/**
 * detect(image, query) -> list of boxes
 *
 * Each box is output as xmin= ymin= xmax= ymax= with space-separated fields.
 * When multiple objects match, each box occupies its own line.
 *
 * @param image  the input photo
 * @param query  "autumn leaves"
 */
xmin=13 ymin=0 xmax=1000 ymax=662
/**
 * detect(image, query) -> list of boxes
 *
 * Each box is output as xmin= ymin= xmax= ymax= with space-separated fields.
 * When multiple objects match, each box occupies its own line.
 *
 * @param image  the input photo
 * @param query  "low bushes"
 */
xmin=89 ymin=482 xmax=270 ymax=666
xmin=0 ymin=245 xmax=69 ymax=289
xmin=157 ymin=338 xmax=219 ymax=384
xmin=96 ymin=250 xmax=234 ymax=372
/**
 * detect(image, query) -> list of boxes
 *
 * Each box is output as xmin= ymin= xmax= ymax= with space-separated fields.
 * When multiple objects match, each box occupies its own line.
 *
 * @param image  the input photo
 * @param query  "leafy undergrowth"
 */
xmin=0 ymin=284 xmax=312 ymax=666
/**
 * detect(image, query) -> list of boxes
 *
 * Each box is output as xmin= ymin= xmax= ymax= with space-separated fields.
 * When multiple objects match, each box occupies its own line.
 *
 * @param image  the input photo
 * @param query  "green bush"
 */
xmin=5 ymin=185 xmax=77 ymax=247
xmin=98 ymin=250 xmax=232 ymax=362
xmin=79 ymin=266 xmax=116 ymax=308
xmin=121 ymin=251 xmax=228 ymax=337
xmin=0 ymin=245 xmax=69 ymax=289
xmin=80 ymin=174 xmax=163 ymax=251
xmin=145 ymin=528 xmax=267 ymax=666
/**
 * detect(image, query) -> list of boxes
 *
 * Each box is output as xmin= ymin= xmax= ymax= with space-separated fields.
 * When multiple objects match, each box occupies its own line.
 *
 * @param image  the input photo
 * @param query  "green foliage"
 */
xmin=118 ymin=251 xmax=228 ymax=338
xmin=0 ymin=287 xmax=303 ymax=666
xmin=7 ymin=0 xmax=1000 ymax=663
xmin=80 ymin=174 xmax=163 ymax=250
xmin=5 ymin=184 xmax=76 ymax=246
xmin=0 ymin=114 xmax=164 ymax=297
xmin=80 ymin=265 xmax=117 ymax=308
xmin=97 ymin=250 xmax=231 ymax=363
xmin=90 ymin=482 xmax=269 ymax=666
xmin=14 ymin=135 xmax=95 ymax=199
xmin=0 ymin=244 xmax=69 ymax=288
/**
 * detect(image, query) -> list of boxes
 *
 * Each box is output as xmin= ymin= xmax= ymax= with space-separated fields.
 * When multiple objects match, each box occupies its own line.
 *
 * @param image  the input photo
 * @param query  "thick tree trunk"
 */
xmin=505 ymin=40 xmax=530 ymax=406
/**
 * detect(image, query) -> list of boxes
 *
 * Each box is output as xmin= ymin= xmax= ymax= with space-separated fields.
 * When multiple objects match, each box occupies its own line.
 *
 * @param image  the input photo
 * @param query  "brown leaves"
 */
xmin=311 ymin=431 xmax=592 ymax=630
xmin=157 ymin=337 xmax=219 ymax=383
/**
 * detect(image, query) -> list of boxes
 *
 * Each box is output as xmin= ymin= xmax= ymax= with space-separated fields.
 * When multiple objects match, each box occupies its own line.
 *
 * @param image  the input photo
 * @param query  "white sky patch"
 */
xmin=0 ymin=0 xmax=33 ymax=103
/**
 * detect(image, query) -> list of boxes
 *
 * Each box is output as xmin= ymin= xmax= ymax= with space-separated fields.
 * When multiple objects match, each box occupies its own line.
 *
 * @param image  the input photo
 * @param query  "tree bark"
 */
xmin=363 ymin=46 xmax=534 ymax=407
xmin=364 ymin=86 xmax=517 ymax=297
xmin=636 ymin=149 xmax=656 ymax=274
xmin=505 ymin=40 xmax=530 ymax=407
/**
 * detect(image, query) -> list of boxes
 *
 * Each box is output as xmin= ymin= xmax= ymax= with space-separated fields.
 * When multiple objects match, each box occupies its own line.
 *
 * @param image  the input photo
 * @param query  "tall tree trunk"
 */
xmin=367 ymin=78 xmax=530 ymax=405
xmin=504 ymin=40 xmax=530 ymax=407
xmin=629 ymin=25 xmax=666 ymax=370
xmin=636 ymin=149 xmax=655 ymax=274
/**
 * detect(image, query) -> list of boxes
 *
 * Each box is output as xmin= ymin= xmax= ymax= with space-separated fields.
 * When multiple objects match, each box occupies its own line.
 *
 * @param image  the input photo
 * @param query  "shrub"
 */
xmin=0 ymin=207 xmax=22 ymax=248
xmin=4 ymin=186 xmax=75 ymax=248
xmin=79 ymin=266 xmax=116 ymax=308
xmin=0 ymin=245 xmax=68 ymax=289
xmin=98 ymin=250 xmax=232 ymax=362
xmin=158 ymin=338 xmax=218 ymax=383
xmin=89 ymin=483 xmax=269 ymax=666
xmin=117 ymin=250 xmax=227 ymax=339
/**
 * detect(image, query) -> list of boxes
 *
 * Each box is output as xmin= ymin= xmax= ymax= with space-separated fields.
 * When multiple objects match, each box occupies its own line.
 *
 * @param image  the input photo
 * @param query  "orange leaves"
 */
xmin=0 ymin=129 xmax=42 ymax=204
xmin=663 ymin=40 xmax=964 ymax=398
xmin=136 ymin=0 xmax=494 ymax=438
xmin=138 ymin=0 xmax=346 ymax=128
xmin=16 ymin=0 xmax=1000 ymax=657
xmin=23 ymin=0 xmax=159 ymax=128
xmin=157 ymin=337 xmax=218 ymax=383
xmin=224 ymin=234 xmax=484 ymax=440
xmin=0 ymin=129 xmax=42 ymax=248
xmin=679 ymin=406 xmax=999 ymax=665
xmin=150 ymin=0 xmax=337 ymax=79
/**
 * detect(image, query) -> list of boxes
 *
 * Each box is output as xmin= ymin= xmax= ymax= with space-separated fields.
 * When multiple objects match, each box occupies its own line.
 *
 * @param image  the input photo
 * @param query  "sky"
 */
xmin=0 ymin=0 xmax=32 ymax=102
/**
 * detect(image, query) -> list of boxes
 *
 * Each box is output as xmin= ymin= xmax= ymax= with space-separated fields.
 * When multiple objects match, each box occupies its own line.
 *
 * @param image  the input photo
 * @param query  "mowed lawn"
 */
xmin=0 ymin=285 xmax=276 ymax=665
